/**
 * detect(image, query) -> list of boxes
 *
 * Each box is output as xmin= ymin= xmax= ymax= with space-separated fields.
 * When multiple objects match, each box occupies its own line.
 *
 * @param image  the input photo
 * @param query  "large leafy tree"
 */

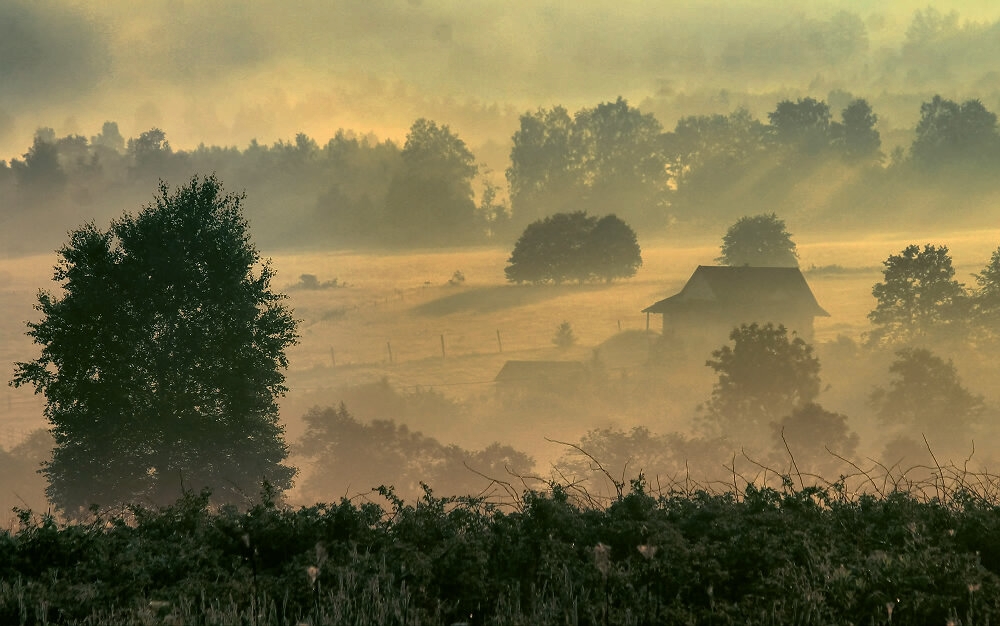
xmin=832 ymin=98 xmax=882 ymax=162
xmin=505 ymin=106 xmax=578 ymax=224
xmin=910 ymin=96 xmax=1000 ymax=168
xmin=12 ymin=175 xmax=299 ymax=514
xmin=870 ymin=348 xmax=983 ymax=451
xmin=971 ymin=246 xmax=1000 ymax=343
xmin=571 ymin=97 xmax=669 ymax=228
xmin=717 ymin=213 xmax=798 ymax=267
xmin=703 ymin=323 xmax=821 ymax=447
xmin=867 ymin=244 xmax=967 ymax=347
xmin=506 ymin=98 xmax=669 ymax=230
xmin=581 ymin=214 xmax=643 ymax=283
xmin=504 ymin=212 xmax=597 ymax=284
xmin=767 ymin=97 xmax=833 ymax=154
xmin=504 ymin=212 xmax=641 ymax=284
xmin=383 ymin=118 xmax=479 ymax=245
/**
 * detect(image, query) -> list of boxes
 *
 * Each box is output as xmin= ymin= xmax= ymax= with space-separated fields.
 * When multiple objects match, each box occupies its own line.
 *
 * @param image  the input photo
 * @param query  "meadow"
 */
xmin=5 ymin=225 xmax=1000 ymax=510
xmin=6 ymin=228 xmax=1000 ymax=624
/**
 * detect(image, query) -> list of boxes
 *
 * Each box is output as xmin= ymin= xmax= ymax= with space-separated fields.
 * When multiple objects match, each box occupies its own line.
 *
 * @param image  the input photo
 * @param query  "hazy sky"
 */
xmin=3 ymin=0 xmax=1000 ymax=161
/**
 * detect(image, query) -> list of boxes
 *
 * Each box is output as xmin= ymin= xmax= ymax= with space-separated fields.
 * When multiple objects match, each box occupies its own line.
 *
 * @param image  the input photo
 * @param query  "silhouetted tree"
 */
xmin=505 ymin=212 xmax=596 ymax=284
xmin=704 ymin=323 xmax=821 ymax=447
xmin=768 ymin=97 xmax=833 ymax=154
xmin=911 ymin=96 xmax=1000 ymax=168
xmin=11 ymin=128 xmax=66 ymax=190
xmin=772 ymin=403 xmax=859 ymax=475
xmin=505 ymin=212 xmax=641 ymax=284
xmin=571 ymin=97 xmax=670 ymax=227
xmin=91 ymin=121 xmax=124 ymax=152
xmin=506 ymin=98 xmax=669 ymax=229
xmin=127 ymin=128 xmax=174 ymax=178
xmin=297 ymin=404 xmax=533 ymax=500
xmin=552 ymin=321 xmax=577 ymax=348
xmin=832 ymin=98 xmax=882 ymax=162
xmin=867 ymin=244 xmax=967 ymax=347
xmin=662 ymin=109 xmax=770 ymax=218
xmin=582 ymin=214 xmax=643 ymax=282
xmin=506 ymin=106 xmax=578 ymax=224
xmin=870 ymin=347 xmax=983 ymax=451
xmin=717 ymin=213 xmax=798 ymax=267
xmin=971 ymin=246 xmax=1000 ymax=343
xmin=383 ymin=118 xmax=479 ymax=245
xmin=664 ymin=109 xmax=768 ymax=184
xmin=11 ymin=175 xmax=298 ymax=515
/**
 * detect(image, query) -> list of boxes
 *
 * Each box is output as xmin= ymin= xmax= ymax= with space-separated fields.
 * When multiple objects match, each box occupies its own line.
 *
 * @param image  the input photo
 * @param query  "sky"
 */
xmin=3 ymin=1 xmax=1000 ymax=162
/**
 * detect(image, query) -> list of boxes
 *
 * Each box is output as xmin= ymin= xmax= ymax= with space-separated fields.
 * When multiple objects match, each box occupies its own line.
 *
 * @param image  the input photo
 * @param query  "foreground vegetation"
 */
xmin=4 ymin=466 xmax=1000 ymax=626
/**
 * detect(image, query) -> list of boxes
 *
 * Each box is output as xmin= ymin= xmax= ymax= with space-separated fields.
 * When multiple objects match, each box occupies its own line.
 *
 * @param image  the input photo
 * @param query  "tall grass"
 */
xmin=4 ymin=458 xmax=1000 ymax=625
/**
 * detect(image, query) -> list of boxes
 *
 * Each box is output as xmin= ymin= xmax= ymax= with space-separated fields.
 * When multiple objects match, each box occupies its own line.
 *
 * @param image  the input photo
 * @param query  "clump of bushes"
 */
xmin=4 ymin=466 xmax=1000 ymax=625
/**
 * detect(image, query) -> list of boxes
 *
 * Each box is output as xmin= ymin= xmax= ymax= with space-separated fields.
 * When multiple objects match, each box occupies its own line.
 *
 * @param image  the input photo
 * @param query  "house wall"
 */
xmin=660 ymin=309 xmax=817 ymax=359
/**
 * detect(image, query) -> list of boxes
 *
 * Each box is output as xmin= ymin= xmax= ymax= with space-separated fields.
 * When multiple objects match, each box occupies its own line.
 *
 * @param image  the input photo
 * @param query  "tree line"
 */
xmin=5 ymin=93 xmax=1000 ymax=253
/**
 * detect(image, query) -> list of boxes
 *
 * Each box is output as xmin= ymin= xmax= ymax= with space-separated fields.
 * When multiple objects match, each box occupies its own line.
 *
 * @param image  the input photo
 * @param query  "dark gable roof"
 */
xmin=494 ymin=360 xmax=586 ymax=383
xmin=642 ymin=266 xmax=830 ymax=317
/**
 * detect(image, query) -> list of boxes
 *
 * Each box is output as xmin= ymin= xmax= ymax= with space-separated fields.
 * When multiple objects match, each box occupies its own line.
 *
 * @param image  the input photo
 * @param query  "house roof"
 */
xmin=494 ymin=360 xmax=587 ymax=383
xmin=642 ymin=265 xmax=830 ymax=317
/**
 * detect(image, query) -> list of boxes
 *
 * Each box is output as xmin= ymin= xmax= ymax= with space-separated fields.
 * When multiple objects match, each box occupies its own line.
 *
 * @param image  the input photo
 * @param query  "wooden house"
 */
xmin=642 ymin=265 xmax=829 ymax=350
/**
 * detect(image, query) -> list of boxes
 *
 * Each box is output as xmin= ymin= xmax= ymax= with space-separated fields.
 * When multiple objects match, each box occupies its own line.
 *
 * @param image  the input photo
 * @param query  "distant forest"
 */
xmin=3 ymin=92 xmax=1000 ymax=254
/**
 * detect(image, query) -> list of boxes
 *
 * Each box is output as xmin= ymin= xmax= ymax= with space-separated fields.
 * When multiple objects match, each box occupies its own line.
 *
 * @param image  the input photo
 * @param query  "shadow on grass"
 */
xmin=412 ymin=284 xmax=604 ymax=316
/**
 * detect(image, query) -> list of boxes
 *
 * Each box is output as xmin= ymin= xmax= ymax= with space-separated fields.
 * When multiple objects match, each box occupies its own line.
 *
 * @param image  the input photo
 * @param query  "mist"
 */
xmin=7 ymin=0 xmax=1000 ymax=515
xmin=4 ymin=1 xmax=1000 ymax=156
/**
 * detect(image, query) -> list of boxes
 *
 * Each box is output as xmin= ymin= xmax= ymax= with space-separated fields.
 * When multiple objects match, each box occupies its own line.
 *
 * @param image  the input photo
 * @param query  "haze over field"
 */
xmin=7 ymin=1 xmax=1000 ymax=515
xmin=2 ymin=1 xmax=1000 ymax=159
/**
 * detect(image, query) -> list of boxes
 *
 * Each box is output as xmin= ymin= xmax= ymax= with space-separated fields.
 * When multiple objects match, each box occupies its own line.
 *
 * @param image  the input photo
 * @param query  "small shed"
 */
xmin=643 ymin=265 xmax=829 ymax=346
xmin=494 ymin=360 xmax=587 ymax=402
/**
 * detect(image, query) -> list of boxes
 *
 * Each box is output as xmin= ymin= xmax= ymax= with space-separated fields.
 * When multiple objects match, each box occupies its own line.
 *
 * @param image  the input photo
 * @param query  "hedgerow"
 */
xmin=3 ymin=469 xmax=1000 ymax=625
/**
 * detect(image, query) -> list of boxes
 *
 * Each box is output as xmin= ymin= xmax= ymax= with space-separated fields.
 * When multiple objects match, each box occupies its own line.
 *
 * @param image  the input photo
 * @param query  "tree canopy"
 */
xmin=11 ymin=175 xmax=298 ymax=514
xmin=867 ymin=244 xmax=967 ymax=347
xmin=504 ymin=212 xmax=641 ymax=284
xmin=768 ymin=97 xmax=833 ymax=154
xmin=703 ymin=323 xmax=821 ymax=447
xmin=506 ymin=98 xmax=669 ymax=230
xmin=717 ymin=213 xmax=799 ymax=267
xmin=870 ymin=347 xmax=983 ymax=451
xmin=383 ymin=118 xmax=480 ymax=245
xmin=971 ymin=246 xmax=1000 ymax=343
xmin=911 ymin=95 xmax=1000 ymax=168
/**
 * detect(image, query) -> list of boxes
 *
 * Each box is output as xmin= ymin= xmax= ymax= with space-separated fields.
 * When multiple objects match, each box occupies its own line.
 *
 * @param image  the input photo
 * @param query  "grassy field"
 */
xmin=4 ymin=226 xmax=1000 ymax=508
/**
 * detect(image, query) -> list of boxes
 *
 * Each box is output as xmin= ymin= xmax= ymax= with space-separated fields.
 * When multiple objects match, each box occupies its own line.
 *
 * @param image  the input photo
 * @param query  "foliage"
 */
xmin=6 ymin=476 xmax=1000 ymax=625
xmin=911 ymin=95 xmax=1000 ymax=169
xmin=772 ymin=403 xmax=860 ymax=476
xmin=383 ymin=118 xmax=481 ymax=245
xmin=506 ymin=98 xmax=669 ymax=229
xmin=768 ymin=97 xmax=833 ymax=154
xmin=11 ymin=176 xmax=298 ymax=515
xmin=504 ymin=211 xmax=642 ymax=284
xmin=8 ymin=92 xmax=1000 ymax=257
xmin=551 ymin=321 xmax=577 ymax=349
xmin=704 ymin=323 xmax=821 ymax=447
xmin=867 ymin=244 xmax=967 ymax=347
xmin=833 ymin=98 xmax=882 ymax=161
xmin=971 ymin=246 xmax=1000 ymax=343
xmin=768 ymin=96 xmax=881 ymax=163
xmin=717 ymin=213 xmax=799 ymax=267
xmin=296 ymin=404 xmax=534 ymax=502
xmin=870 ymin=347 xmax=984 ymax=452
